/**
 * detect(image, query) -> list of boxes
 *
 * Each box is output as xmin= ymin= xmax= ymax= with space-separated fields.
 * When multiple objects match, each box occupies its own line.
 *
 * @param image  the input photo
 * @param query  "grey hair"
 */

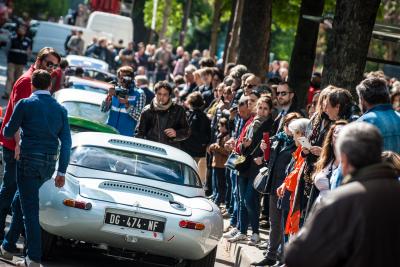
xmin=335 ymin=122 xmax=382 ymax=169
xmin=288 ymin=118 xmax=310 ymax=135
xmin=184 ymin=64 xmax=197 ymax=74
xmin=135 ymin=75 xmax=148 ymax=85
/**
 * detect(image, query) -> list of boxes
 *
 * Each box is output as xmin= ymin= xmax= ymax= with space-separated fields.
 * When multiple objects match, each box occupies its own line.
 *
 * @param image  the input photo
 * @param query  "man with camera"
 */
xmin=101 ymin=66 xmax=146 ymax=136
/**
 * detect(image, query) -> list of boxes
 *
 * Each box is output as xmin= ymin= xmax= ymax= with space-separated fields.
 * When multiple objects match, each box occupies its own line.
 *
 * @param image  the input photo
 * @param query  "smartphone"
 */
xmin=297 ymin=137 xmax=311 ymax=149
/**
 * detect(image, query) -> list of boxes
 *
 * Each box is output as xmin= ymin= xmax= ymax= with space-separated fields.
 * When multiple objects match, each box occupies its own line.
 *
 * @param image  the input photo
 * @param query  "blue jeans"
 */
xmin=229 ymin=171 xmax=240 ymax=228
xmin=3 ymin=153 xmax=56 ymax=263
xmin=212 ymin=168 xmax=226 ymax=205
xmin=0 ymin=147 xmax=17 ymax=241
xmin=238 ymin=175 xmax=260 ymax=234
xmin=224 ymin=168 xmax=231 ymax=210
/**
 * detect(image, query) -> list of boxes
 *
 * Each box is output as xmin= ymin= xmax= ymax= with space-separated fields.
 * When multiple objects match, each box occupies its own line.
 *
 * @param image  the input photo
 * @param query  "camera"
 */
xmin=115 ymin=85 xmax=128 ymax=98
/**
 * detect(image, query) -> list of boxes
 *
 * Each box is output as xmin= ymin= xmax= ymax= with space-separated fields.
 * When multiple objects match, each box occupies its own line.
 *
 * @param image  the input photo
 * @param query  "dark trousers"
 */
xmin=265 ymin=194 xmax=283 ymax=261
xmin=212 ymin=167 xmax=226 ymax=205
xmin=3 ymin=153 xmax=56 ymax=263
xmin=0 ymin=147 xmax=17 ymax=241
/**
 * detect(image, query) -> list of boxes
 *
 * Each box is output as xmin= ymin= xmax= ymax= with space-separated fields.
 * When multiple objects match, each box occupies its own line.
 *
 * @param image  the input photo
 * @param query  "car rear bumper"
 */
xmin=39 ymin=183 xmax=222 ymax=260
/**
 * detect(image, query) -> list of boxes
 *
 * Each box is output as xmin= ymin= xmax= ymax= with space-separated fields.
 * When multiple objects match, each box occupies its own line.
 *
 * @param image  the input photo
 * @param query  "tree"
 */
xmin=321 ymin=0 xmax=382 ymax=92
xmin=159 ymin=0 xmax=173 ymax=41
xmin=237 ymin=0 xmax=272 ymax=79
xmin=288 ymin=0 xmax=325 ymax=106
xmin=132 ymin=0 xmax=149 ymax=44
xmin=13 ymin=0 xmax=69 ymax=20
xmin=222 ymin=0 xmax=236 ymax=67
xmin=225 ymin=0 xmax=244 ymax=65
xmin=209 ymin=0 xmax=224 ymax=58
xmin=179 ymin=0 xmax=192 ymax=46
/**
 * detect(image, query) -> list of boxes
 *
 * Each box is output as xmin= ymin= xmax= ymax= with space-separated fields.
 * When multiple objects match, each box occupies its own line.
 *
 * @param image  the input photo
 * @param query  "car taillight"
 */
xmin=63 ymin=199 xmax=92 ymax=210
xmin=179 ymin=220 xmax=205 ymax=230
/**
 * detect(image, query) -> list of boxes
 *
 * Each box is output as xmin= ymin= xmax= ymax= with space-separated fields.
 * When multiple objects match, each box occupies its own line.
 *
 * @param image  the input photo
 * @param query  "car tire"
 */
xmin=187 ymin=246 xmax=217 ymax=267
xmin=41 ymin=228 xmax=56 ymax=260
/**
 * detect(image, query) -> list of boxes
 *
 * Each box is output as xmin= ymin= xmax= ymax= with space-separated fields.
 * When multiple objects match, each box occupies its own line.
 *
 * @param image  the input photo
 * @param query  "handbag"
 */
xmin=224 ymin=153 xmax=239 ymax=170
xmin=253 ymin=166 xmax=270 ymax=194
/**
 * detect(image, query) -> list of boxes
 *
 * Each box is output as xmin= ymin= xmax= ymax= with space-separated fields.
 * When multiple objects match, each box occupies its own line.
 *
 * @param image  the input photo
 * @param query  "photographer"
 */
xmin=101 ymin=66 xmax=146 ymax=136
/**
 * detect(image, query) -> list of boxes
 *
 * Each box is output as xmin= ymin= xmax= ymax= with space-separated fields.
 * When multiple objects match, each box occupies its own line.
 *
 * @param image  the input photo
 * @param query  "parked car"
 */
xmin=66 ymin=55 xmax=109 ymax=73
xmin=64 ymin=76 xmax=112 ymax=94
xmin=54 ymin=89 xmax=117 ymax=134
xmin=65 ymin=65 xmax=116 ymax=83
xmin=39 ymin=132 xmax=222 ymax=266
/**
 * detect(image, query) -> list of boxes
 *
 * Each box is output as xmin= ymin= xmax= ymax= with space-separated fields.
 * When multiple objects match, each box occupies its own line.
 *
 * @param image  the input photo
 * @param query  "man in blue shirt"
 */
xmin=0 ymin=69 xmax=72 ymax=267
xmin=356 ymin=77 xmax=400 ymax=153
xmin=101 ymin=66 xmax=146 ymax=136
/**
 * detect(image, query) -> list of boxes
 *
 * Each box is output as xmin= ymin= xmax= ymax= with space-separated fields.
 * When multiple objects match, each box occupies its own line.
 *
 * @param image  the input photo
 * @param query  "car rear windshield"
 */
xmin=69 ymin=146 xmax=202 ymax=188
xmin=62 ymin=101 xmax=107 ymax=124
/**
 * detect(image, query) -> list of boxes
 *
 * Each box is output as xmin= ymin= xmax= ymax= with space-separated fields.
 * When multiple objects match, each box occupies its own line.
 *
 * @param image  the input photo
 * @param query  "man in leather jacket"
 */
xmin=136 ymin=81 xmax=190 ymax=148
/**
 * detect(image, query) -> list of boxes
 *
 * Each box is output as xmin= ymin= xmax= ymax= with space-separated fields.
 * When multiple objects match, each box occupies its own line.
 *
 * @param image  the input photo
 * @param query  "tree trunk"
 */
xmin=132 ymin=0 xmax=149 ymax=44
xmin=237 ymin=0 xmax=272 ymax=79
xmin=179 ymin=0 xmax=192 ymax=46
xmin=321 ymin=0 xmax=381 ymax=92
xmin=288 ymin=0 xmax=325 ymax=107
xmin=222 ymin=0 xmax=237 ymax=68
xmin=225 ymin=0 xmax=244 ymax=65
xmin=159 ymin=0 xmax=172 ymax=42
xmin=209 ymin=0 xmax=224 ymax=59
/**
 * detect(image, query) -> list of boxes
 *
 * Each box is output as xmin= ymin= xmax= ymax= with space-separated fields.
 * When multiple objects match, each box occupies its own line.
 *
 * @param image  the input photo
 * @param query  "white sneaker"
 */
xmin=227 ymin=232 xmax=247 ymax=243
xmin=0 ymin=245 xmax=14 ymax=261
xmin=247 ymin=233 xmax=260 ymax=246
xmin=223 ymin=227 xmax=239 ymax=238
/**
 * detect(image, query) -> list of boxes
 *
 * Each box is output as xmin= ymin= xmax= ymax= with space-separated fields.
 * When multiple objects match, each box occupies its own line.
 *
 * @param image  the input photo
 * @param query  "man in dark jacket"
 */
xmin=284 ymin=122 xmax=400 ymax=267
xmin=136 ymin=81 xmax=190 ymax=148
xmin=272 ymin=82 xmax=302 ymax=135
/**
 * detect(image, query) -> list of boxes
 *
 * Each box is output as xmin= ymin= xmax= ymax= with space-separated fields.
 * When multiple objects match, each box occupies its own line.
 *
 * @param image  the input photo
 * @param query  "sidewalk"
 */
xmin=219 ymin=217 xmax=269 ymax=267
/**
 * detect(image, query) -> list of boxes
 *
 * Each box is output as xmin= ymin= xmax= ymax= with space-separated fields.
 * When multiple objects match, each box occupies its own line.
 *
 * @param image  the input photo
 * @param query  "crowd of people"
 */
xmin=0 ymin=35 xmax=399 ymax=266
xmin=95 ymin=41 xmax=400 ymax=266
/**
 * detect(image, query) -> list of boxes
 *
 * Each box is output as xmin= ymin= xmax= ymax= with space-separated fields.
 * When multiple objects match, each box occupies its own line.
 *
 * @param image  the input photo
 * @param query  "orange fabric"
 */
xmin=283 ymin=146 xmax=305 ymax=234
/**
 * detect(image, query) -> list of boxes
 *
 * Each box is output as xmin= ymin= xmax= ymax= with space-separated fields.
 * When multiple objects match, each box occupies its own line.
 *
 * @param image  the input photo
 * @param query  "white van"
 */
xmin=31 ymin=22 xmax=115 ymax=58
xmin=86 ymin=11 xmax=133 ymax=46
xmin=31 ymin=21 xmax=81 ymax=56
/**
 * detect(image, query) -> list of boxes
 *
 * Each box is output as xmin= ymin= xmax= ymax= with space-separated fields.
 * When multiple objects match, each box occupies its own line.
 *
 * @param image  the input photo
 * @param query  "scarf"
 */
xmin=152 ymin=97 xmax=172 ymax=111
xmin=276 ymin=131 xmax=294 ymax=147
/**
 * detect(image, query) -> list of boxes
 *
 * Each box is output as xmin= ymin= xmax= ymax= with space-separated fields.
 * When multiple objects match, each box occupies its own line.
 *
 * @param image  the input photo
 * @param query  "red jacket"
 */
xmin=0 ymin=65 xmax=35 ymax=150
xmin=234 ymin=115 xmax=254 ymax=154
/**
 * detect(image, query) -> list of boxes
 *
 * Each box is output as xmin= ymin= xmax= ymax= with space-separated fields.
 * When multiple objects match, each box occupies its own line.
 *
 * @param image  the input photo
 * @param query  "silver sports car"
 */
xmin=39 ymin=132 xmax=223 ymax=266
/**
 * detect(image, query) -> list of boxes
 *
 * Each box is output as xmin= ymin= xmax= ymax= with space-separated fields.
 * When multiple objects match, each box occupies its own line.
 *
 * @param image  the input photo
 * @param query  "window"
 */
xmin=69 ymin=146 xmax=201 ymax=187
xmin=62 ymin=101 xmax=107 ymax=124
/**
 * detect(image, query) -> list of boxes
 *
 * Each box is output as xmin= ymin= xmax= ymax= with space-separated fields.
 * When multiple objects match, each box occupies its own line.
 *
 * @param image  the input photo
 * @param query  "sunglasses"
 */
xmin=44 ymin=61 xmax=59 ymax=69
xmin=276 ymin=91 xmax=291 ymax=96
xmin=245 ymin=84 xmax=256 ymax=89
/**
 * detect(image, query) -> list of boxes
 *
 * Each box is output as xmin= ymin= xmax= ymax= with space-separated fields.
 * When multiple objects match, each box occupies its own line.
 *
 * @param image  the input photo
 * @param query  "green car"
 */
xmin=54 ymin=89 xmax=119 ymax=134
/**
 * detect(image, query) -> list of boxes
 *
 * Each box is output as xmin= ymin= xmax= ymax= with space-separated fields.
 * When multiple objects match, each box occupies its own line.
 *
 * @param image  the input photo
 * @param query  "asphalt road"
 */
xmin=0 ymin=49 xmax=233 ymax=267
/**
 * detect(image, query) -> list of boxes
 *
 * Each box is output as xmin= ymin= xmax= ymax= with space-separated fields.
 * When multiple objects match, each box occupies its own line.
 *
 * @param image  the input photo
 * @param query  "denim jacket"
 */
xmin=3 ymin=90 xmax=72 ymax=174
xmin=357 ymin=104 xmax=400 ymax=153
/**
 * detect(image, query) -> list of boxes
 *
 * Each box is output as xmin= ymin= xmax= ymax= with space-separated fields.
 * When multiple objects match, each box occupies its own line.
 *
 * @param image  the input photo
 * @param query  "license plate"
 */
xmin=104 ymin=212 xmax=165 ymax=233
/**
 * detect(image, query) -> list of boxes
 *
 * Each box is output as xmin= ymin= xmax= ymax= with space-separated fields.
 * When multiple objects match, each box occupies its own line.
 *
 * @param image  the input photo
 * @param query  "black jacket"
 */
xmin=272 ymin=103 xmax=302 ymax=135
xmin=265 ymin=137 xmax=296 ymax=194
xmin=181 ymin=109 xmax=211 ymax=157
xmin=239 ymin=116 xmax=274 ymax=178
xmin=285 ymin=163 xmax=400 ymax=267
xmin=136 ymin=102 xmax=190 ymax=149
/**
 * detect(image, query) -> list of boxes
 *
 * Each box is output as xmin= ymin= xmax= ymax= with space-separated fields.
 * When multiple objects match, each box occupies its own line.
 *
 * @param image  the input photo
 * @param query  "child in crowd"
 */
xmin=209 ymin=117 xmax=230 ymax=206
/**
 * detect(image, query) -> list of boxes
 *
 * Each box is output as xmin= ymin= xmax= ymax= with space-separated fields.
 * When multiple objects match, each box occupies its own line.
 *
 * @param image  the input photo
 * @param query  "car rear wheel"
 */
xmin=41 ymin=228 xmax=56 ymax=260
xmin=187 ymin=246 xmax=217 ymax=267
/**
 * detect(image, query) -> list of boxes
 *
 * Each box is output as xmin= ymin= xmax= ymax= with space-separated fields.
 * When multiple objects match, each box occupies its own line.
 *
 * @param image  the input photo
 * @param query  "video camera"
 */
xmin=115 ymin=85 xmax=129 ymax=98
